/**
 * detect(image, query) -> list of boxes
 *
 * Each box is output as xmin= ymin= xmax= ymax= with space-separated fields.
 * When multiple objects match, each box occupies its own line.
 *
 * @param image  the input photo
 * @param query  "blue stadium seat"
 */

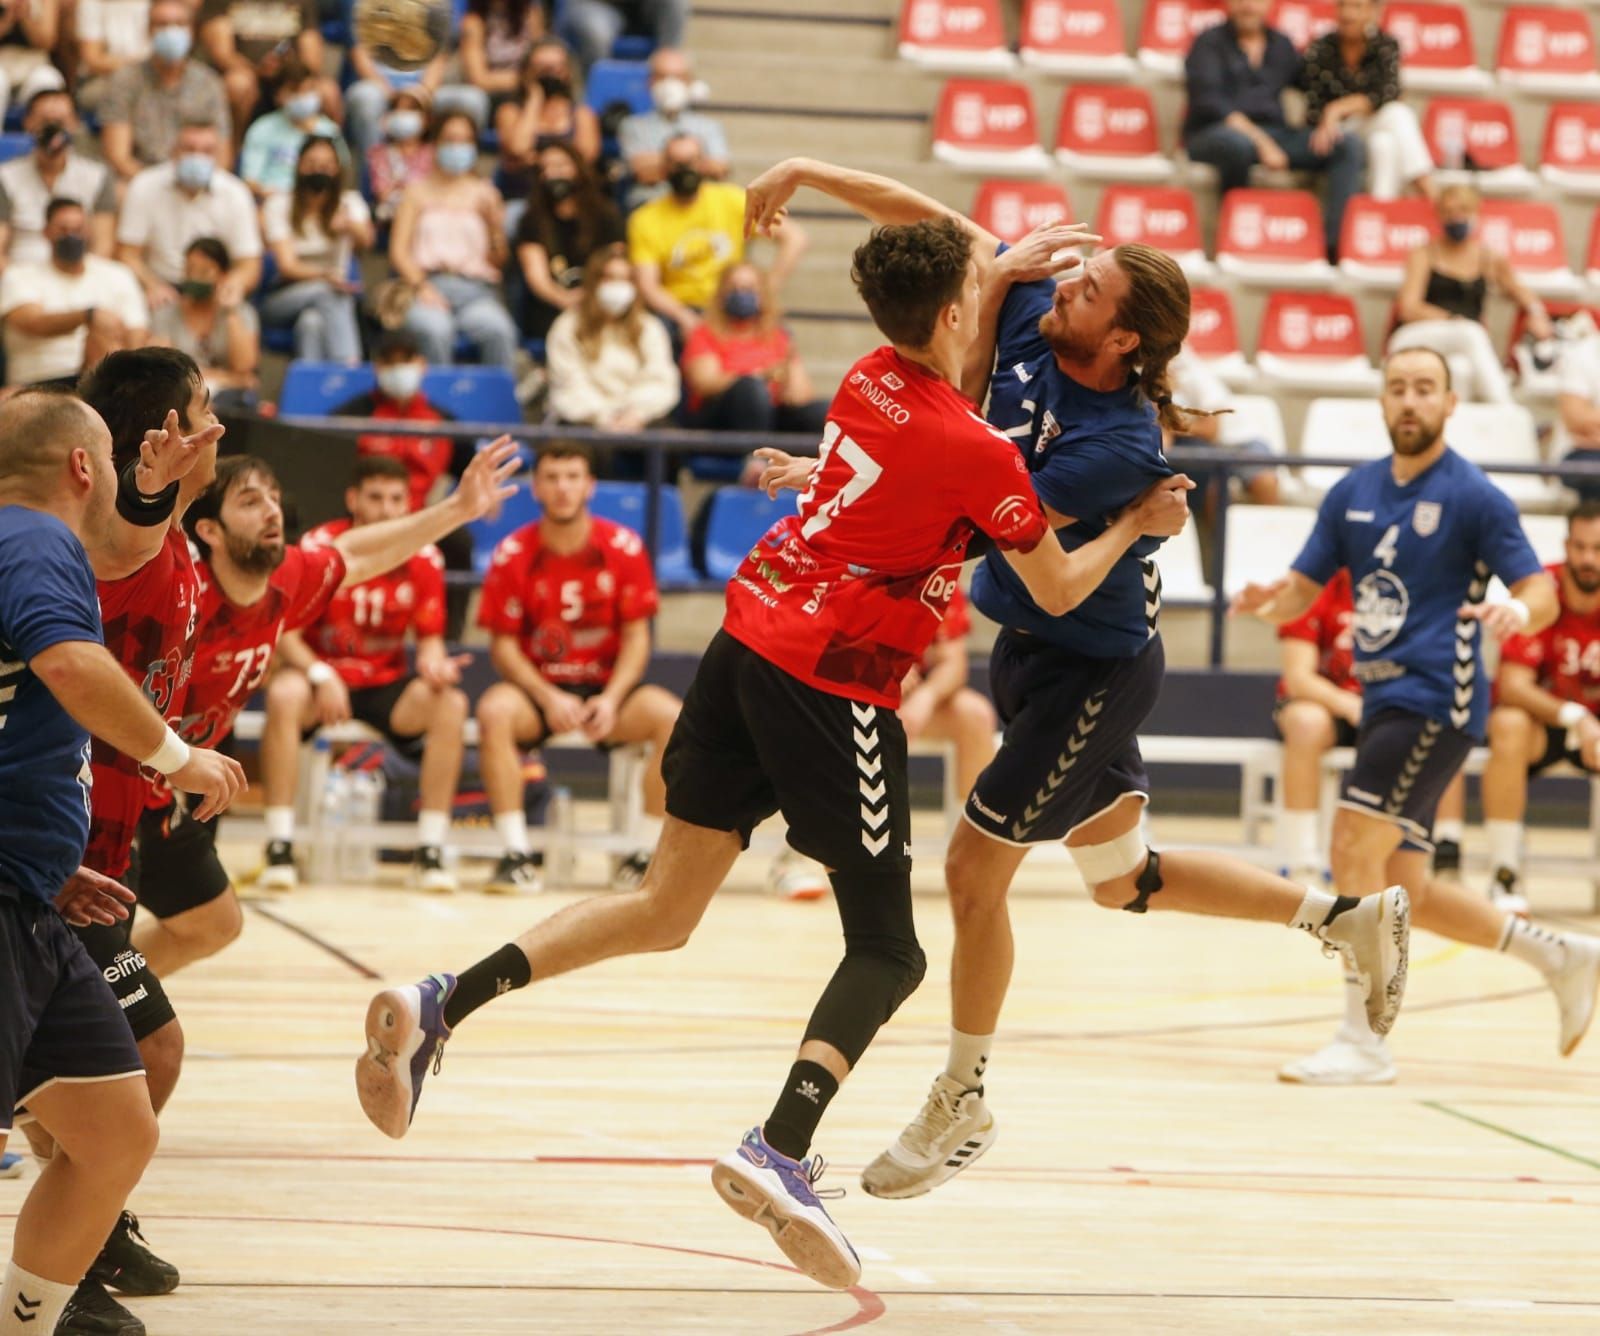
xmin=278 ymin=361 xmax=376 ymax=415
xmin=584 ymin=59 xmax=651 ymax=116
xmin=611 ymin=34 xmax=655 ymax=61
xmin=421 ymin=365 xmax=521 ymax=425
xmin=701 ymin=488 xmax=790 ymax=582
xmin=590 ymin=481 xmax=696 ymax=584
xmin=467 ymin=479 xmax=539 ymax=573
xmin=0 ymin=133 xmax=32 ymax=163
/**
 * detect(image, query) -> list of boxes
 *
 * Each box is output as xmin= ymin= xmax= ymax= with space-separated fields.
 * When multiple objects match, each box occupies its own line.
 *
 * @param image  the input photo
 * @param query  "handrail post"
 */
xmin=643 ymin=435 xmax=664 ymax=564
xmin=1208 ymin=474 xmax=1230 ymax=668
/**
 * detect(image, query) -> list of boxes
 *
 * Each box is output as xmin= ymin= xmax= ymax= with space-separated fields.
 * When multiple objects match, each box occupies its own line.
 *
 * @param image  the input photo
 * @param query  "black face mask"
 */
xmin=179 ymin=278 xmax=215 ymax=302
xmin=51 ymin=234 xmax=86 ymax=265
xmin=34 ymin=122 xmax=69 ymax=154
xmin=537 ymin=75 xmax=571 ymax=99
xmin=667 ymin=164 xmax=701 ymax=198
xmin=298 ymin=170 xmax=338 ymax=194
xmin=543 ymin=176 xmax=577 ymax=204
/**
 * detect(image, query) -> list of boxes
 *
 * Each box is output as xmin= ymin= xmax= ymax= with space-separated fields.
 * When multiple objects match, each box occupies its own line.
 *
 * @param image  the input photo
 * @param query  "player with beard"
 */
xmin=1479 ymin=501 xmax=1600 ymax=914
xmin=1237 ymin=347 xmax=1600 ymax=1084
xmin=127 ymin=440 xmax=520 ymax=976
xmin=742 ymin=158 xmax=1412 ymax=1202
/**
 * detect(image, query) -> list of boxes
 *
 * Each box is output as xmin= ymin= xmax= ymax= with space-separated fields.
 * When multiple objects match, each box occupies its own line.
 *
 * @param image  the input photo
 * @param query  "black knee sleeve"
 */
xmin=1121 ymin=849 xmax=1164 ymax=914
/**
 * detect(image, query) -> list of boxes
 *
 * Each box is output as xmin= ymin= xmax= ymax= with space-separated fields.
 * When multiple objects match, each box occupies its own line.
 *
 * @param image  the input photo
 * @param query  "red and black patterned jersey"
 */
xmin=1500 ymin=562 xmax=1600 ymax=708
xmin=478 ymin=516 xmax=659 ymax=688
xmin=721 ymin=346 xmax=1048 ymax=708
xmin=84 ymin=527 xmax=201 ymax=877
xmin=300 ymin=519 xmax=446 ymax=689
xmin=1276 ymin=568 xmax=1359 ymax=700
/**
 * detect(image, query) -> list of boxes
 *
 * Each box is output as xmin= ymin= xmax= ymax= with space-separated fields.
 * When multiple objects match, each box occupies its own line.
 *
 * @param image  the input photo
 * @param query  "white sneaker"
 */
xmin=1550 ymin=935 xmax=1600 ymax=1057
xmin=768 ymin=849 xmax=828 ymax=902
xmin=1316 ymin=886 xmax=1409 ymax=1037
xmin=412 ymin=846 xmax=457 ymax=894
xmin=1278 ymin=1037 xmax=1396 ymax=1085
xmin=258 ymin=839 xmax=298 ymax=892
xmin=859 ymin=1073 xmax=997 ymax=1200
xmin=1488 ymin=866 xmax=1530 ymax=916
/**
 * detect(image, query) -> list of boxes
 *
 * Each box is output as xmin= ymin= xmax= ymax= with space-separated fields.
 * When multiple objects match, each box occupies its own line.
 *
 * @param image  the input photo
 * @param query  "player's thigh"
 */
xmin=1276 ymin=698 xmax=1338 ymax=750
xmin=25 ymin=1070 xmax=156 ymax=1171
xmin=1340 ymin=709 xmax=1472 ymax=853
xmin=386 ymin=676 xmax=467 ymax=739
xmin=605 ymin=684 xmax=682 ymax=745
xmin=475 ymin=680 xmax=548 ymax=745
xmin=919 ymin=688 xmax=997 ymax=742
xmin=943 ymin=815 xmax=1031 ymax=916
xmin=266 ymin=666 xmax=319 ymax=729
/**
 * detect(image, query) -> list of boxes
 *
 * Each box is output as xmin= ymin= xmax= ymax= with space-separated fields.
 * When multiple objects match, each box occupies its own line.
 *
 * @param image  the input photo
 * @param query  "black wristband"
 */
xmin=116 ymin=459 xmax=180 ymax=527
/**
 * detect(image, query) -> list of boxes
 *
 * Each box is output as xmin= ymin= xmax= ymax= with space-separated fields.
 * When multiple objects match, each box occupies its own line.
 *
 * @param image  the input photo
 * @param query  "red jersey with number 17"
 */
xmin=722 ymin=347 xmax=1048 ymax=708
xmin=1500 ymin=562 xmax=1600 ymax=709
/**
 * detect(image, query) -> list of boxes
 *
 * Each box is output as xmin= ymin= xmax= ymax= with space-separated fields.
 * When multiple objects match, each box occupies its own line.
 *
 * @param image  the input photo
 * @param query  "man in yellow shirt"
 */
xmin=628 ymin=134 xmax=805 ymax=336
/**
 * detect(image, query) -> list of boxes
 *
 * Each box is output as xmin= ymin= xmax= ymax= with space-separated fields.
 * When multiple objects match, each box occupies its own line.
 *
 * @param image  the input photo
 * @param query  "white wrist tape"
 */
xmin=1558 ymin=701 xmax=1588 ymax=732
xmin=307 ymin=662 xmax=335 ymax=686
xmin=1505 ymin=598 xmax=1532 ymax=630
xmin=142 ymin=726 xmax=190 ymax=775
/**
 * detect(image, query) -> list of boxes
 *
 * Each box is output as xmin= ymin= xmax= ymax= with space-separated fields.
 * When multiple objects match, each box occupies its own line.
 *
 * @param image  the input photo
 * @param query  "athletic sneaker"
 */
xmin=0 ymin=1151 xmax=20 ymax=1178
xmin=88 ymin=1211 xmax=179 ymax=1295
xmin=56 ymin=1277 xmax=143 ymax=1335
xmin=767 ymin=849 xmax=829 ymax=902
xmin=860 ymin=1073 xmax=997 ymax=1200
xmin=1549 ymin=935 xmax=1600 ymax=1057
xmin=356 ymin=973 xmax=455 ymax=1139
xmin=1315 ymin=886 xmax=1410 ymax=1037
xmin=412 ymin=846 xmax=457 ymax=894
xmin=258 ymin=839 xmax=298 ymax=892
xmin=1432 ymin=838 xmax=1462 ymax=880
xmin=1278 ymin=1036 xmax=1397 ymax=1085
xmin=1488 ymin=866 xmax=1530 ymax=916
xmin=485 ymin=851 xmax=542 ymax=895
xmin=711 ymin=1126 xmax=860 ymax=1291
xmin=612 ymin=851 xmax=650 ymax=890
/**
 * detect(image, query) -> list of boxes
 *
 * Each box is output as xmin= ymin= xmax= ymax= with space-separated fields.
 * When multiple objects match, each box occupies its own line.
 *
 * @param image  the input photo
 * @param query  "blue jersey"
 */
xmin=1292 ymin=449 xmax=1541 ymax=738
xmin=0 ymin=506 xmax=102 ymax=902
xmin=969 ymin=265 xmax=1175 ymax=658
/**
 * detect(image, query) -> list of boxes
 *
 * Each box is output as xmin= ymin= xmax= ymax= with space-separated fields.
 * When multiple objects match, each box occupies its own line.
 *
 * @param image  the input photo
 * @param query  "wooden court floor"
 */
xmin=7 ymin=815 xmax=1600 ymax=1334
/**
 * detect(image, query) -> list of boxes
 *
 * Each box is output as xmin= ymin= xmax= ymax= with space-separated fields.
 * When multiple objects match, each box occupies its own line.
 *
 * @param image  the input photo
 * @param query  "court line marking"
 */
xmin=1422 ymin=1100 xmax=1600 ymax=1174
xmin=245 ymin=902 xmax=381 ymax=979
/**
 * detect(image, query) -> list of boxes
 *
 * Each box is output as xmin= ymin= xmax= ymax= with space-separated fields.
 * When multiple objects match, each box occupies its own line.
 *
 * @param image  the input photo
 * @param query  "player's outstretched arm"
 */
xmin=745 ymin=157 xmax=990 ymax=247
xmin=334 ymin=436 xmax=520 ymax=587
xmin=1230 ymin=571 xmax=1324 ymax=626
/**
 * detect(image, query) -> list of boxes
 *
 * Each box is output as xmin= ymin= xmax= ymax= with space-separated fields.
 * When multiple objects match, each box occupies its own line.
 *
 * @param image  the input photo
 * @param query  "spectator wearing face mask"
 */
xmin=367 ymin=87 xmax=433 ymax=225
xmin=344 ymin=10 xmax=483 ymax=163
xmin=458 ymin=0 xmax=546 ymax=142
xmin=501 ymin=36 xmax=600 ymax=185
xmin=547 ymin=244 xmax=680 ymax=431
xmin=0 ymin=87 xmax=116 ymax=270
xmin=559 ymin=0 xmax=686 ymax=72
xmin=261 ymin=135 xmax=373 ymax=363
xmin=238 ymin=54 xmax=350 ymax=199
xmin=196 ymin=0 xmax=338 ymax=151
xmin=101 ymin=0 xmax=232 ymax=183
xmin=513 ymin=141 xmax=622 ymax=340
xmin=75 ymin=0 xmax=152 ymax=114
xmin=116 ymin=118 xmax=262 ymax=309
xmin=148 ymin=235 xmax=259 ymax=409
xmin=619 ymin=48 xmax=727 ymax=210
xmin=389 ymin=110 xmax=519 ymax=369
xmin=0 ymin=196 xmax=148 ymax=387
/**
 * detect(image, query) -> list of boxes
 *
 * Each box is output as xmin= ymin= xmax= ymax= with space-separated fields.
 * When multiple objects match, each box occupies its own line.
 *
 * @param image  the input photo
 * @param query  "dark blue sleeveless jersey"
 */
xmin=969 ymin=264 xmax=1175 ymax=658
xmin=1291 ymin=449 xmax=1541 ymax=738
xmin=0 ymin=506 xmax=103 ymax=901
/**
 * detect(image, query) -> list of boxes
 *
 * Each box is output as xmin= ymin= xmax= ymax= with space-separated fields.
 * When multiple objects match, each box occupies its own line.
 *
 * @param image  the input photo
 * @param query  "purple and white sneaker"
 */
xmin=711 ymin=1126 xmax=861 ymax=1290
xmin=356 ymin=973 xmax=455 ymax=1138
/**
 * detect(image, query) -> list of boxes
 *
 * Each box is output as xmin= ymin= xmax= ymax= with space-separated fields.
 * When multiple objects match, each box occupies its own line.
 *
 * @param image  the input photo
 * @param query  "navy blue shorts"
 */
xmin=1339 ymin=707 xmax=1474 ymax=853
xmin=965 ymin=630 xmax=1164 ymax=846
xmin=1 ymin=892 xmax=143 ymax=1132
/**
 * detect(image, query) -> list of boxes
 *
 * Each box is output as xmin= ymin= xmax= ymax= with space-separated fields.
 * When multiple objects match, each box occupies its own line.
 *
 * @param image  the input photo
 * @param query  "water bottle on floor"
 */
xmin=340 ymin=768 xmax=384 ymax=883
xmin=310 ymin=741 xmax=343 ymax=885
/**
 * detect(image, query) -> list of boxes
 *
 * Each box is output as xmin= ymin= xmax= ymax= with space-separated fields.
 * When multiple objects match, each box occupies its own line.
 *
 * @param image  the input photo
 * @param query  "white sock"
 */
xmin=494 ymin=811 xmax=528 ymax=856
xmin=1336 ymin=971 xmax=1381 ymax=1047
xmin=1289 ymin=887 xmax=1338 ymax=934
xmin=1433 ymin=818 xmax=1464 ymax=846
xmin=265 ymin=807 xmax=295 ymax=843
xmin=1280 ymin=809 xmax=1321 ymax=869
xmin=0 ymin=1261 xmax=74 ymax=1336
xmin=944 ymin=1028 xmax=992 ymax=1091
xmin=1500 ymin=916 xmax=1567 ymax=976
xmin=1486 ymin=820 xmax=1524 ymax=874
xmin=416 ymin=810 xmax=449 ymax=848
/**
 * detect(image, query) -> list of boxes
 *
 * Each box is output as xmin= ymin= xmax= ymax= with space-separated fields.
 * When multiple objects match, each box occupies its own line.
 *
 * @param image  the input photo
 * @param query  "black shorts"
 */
xmin=349 ymin=677 xmax=425 ymax=758
xmin=515 ymin=680 xmax=639 ymax=749
xmin=965 ymin=630 xmax=1164 ymax=846
xmin=1339 ymin=707 xmax=1474 ymax=853
xmin=1531 ymin=724 xmax=1600 ymax=775
xmin=131 ymin=800 xmax=231 ymax=920
xmin=1273 ymin=700 xmax=1360 ymax=750
xmin=2 ymin=892 xmax=143 ymax=1131
xmin=72 ymin=913 xmax=175 ymax=1045
xmin=662 ymin=630 xmax=911 ymax=872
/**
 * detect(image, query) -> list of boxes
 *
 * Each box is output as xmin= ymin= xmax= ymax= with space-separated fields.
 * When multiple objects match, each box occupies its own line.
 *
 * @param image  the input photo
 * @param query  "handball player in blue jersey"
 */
xmin=745 ymin=158 xmax=1410 ymax=1199
xmin=1237 ymin=345 xmax=1600 ymax=1084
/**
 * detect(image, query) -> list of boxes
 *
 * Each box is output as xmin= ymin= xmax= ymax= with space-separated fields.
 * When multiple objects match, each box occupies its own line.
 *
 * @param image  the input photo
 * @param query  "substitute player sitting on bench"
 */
xmin=477 ymin=442 xmax=680 ymax=894
xmin=260 ymin=456 xmax=468 ymax=892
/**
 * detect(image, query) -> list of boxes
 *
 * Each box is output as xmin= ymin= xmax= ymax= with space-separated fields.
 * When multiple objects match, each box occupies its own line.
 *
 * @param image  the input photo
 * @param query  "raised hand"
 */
xmin=451 ymin=436 xmax=522 ymax=522
xmin=1230 ymin=576 xmax=1293 ymax=621
xmin=135 ymin=408 xmax=226 ymax=495
xmin=753 ymin=447 xmax=815 ymax=498
xmin=996 ymin=220 xmax=1104 ymax=283
xmin=744 ymin=158 xmax=803 ymax=238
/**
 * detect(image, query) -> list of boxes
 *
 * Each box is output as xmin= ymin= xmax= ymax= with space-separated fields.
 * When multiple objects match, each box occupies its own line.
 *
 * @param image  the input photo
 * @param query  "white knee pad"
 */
xmin=1068 ymin=826 xmax=1149 ymax=887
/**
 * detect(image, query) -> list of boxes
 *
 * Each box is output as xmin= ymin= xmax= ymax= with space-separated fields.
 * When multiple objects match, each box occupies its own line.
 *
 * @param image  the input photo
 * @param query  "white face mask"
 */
xmin=595 ymin=279 xmax=636 ymax=317
xmin=652 ymin=76 xmax=689 ymax=116
xmin=377 ymin=362 xmax=424 ymax=401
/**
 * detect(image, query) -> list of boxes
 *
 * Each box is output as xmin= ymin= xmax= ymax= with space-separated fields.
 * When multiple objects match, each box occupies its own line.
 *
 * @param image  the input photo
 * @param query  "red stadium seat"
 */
xmin=1094 ymin=185 xmax=1212 ymax=279
xmin=931 ymin=79 xmax=1049 ymax=172
xmin=1256 ymin=292 xmax=1380 ymax=391
xmin=1216 ymin=188 xmax=1335 ymax=284
xmin=1136 ymin=0 xmax=1227 ymax=77
xmin=1053 ymin=84 xmax=1168 ymax=179
xmin=1269 ymin=0 xmax=1335 ymax=50
xmin=898 ymin=0 xmax=1016 ymax=68
xmin=1382 ymin=1 xmax=1491 ymax=91
xmin=1337 ymin=195 xmax=1438 ymax=287
xmin=1478 ymin=199 xmax=1580 ymax=296
xmin=1539 ymin=102 xmax=1600 ymax=196
xmin=970 ymin=179 xmax=1073 ymax=244
xmin=1185 ymin=286 xmax=1252 ymax=384
xmin=1496 ymin=6 xmax=1600 ymax=95
xmin=1422 ymin=97 xmax=1534 ymax=193
xmin=1019 ymin=0 xmax=1134 ymax=77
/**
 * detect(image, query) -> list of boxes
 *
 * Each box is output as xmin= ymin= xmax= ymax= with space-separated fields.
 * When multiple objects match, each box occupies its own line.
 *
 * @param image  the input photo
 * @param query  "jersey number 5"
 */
xmin=800 ymin=420 xmax=884 ymax=541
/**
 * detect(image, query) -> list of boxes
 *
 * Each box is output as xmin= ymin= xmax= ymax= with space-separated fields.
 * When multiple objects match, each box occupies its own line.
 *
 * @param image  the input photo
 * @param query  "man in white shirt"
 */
xmin=116 ymin=118 xmax=261 ymax=310
xmin=617 ymin=48 xmax=728 ymax=210
xmin=0 ymin=197 xmax=148 ymax=385
xmin=0 ymin=87 xmax=117 ymax=270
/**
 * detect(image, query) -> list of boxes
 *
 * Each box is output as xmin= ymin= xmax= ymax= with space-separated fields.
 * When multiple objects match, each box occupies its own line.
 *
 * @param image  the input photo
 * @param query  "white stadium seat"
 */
xmin=1157 ymin=519 xmax=1214 ymax=603
xmin=1221 ymin=504 xmax=1319 ymax=597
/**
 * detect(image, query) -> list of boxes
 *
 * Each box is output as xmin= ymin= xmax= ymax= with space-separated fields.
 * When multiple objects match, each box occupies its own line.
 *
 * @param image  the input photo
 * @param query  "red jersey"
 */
xmin=681 ymin=323 xmax=793 ymax=413
xmin=1276 ymin=568 xmax=1359 ymax=700
xmin=1500 ymin=562 xmax=1600 ymax=709
xmin=84 ymin=528 xmax=201 ymax=876
xmin=478 ymin=516 xmax=659 ymax=688
xmin=300 ymin=520 xmax=446 ymax=689
xmin=918 ymin=584 xmax=972 ymax=674
xmin=176 ymin=543 xmax=346 ymax=754
xmin=334 ymin=390 xmax=456 ymax=511
xmin=722 ymin=347 xmax=1048 ymax=708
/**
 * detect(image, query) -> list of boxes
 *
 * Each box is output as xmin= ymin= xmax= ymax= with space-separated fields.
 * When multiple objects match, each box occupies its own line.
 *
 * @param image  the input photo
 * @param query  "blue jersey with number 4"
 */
xmin=0 ymin=506 xmax=103 ymax=902
xmin=1292 ymin=449 xmax=1541 ymax=738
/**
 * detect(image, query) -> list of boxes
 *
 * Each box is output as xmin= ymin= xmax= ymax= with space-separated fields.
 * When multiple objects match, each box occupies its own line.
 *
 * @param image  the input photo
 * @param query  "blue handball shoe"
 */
xmin=356 ymin=973 xmax=456 ymax=1138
